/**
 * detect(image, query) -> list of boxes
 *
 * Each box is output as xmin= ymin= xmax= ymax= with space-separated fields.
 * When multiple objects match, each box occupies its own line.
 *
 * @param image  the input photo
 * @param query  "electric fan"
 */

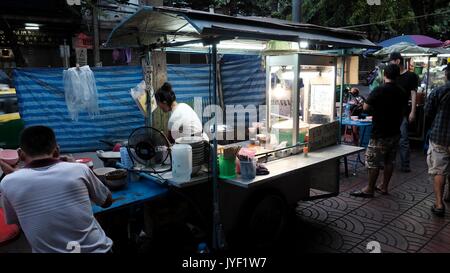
xmin=127 ymin=126 xmax=172 ymax=173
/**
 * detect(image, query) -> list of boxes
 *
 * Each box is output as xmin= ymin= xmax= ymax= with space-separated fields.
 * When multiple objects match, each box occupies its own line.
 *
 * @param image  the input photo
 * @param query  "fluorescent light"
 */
xmin=401 ymin=53 xmax=432 ymax=57
xmin=25 ymin=26 xmax=39 ymax=30
xmin=218 ymin=41 xmax=266 ymax=51
xmin=25 ymin=23 xmax=39 ymax=27
xmin=299 ymin=41 xmax=309 ymax=49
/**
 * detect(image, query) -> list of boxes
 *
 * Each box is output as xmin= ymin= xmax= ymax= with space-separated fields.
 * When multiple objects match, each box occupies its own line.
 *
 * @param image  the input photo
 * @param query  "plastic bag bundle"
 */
xmin=63 ymin=65 xmax=99 ymax=121
xmin=130 ymin=80 xmax=157 ymax=116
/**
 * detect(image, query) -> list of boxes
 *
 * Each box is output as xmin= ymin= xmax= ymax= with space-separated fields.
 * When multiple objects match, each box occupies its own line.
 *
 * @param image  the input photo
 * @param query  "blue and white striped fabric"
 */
xmin=221 ymin=55 xmax=266 ymax=127
xmin=221 ymin=55 xmax=266 ymax=107
xmin=167 ymin=64 xmax=212 ymax=124
xmin=13 ymin=58 xmax=266 ymax=152
xmin=14 ymin=66 xmax=144 ymax=153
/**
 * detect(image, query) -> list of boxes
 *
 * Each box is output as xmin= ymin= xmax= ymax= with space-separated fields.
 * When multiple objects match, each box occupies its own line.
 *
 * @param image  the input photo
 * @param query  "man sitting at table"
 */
xmin=350 ymin=64 xmax=407 ymax=198
xmin=0 ymin=125 xmax=113 ymax=253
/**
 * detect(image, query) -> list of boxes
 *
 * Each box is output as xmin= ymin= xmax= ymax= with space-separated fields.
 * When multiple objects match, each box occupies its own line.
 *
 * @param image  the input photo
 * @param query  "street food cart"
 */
xmin=104 ymin=5 xmax=378 ymax=250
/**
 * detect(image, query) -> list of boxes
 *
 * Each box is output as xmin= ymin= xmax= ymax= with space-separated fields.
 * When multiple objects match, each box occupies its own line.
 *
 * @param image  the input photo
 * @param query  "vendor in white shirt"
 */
xmin=155 ymin=82 xmax=208 ymax=143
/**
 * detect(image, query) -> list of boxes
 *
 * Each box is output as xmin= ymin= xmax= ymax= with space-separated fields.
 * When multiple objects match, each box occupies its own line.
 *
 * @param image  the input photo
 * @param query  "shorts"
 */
xmin=365 ymin=135 xmax=400 ymax=169
xmin=427 ymin=141 xmax=450 ymax=176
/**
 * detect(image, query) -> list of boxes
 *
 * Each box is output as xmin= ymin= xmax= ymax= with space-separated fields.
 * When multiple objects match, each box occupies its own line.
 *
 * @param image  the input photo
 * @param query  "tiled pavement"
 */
xmin=294 ymin=147 xmax=450 ymax=253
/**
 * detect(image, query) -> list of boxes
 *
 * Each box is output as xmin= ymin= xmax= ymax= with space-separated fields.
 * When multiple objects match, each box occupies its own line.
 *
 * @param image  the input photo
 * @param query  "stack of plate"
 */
xmin=175 ymin=136 xmax=205 ymax=174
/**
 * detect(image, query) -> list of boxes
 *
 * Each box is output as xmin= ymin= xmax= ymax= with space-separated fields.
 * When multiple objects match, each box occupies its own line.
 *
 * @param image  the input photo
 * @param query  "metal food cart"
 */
xmin=104 ymin=5 xmax=378 ymax=250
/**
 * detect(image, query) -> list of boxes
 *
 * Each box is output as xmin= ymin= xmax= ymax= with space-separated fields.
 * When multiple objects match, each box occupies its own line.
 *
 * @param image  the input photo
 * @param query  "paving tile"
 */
xmin=296 ymin=203 xmax=347 ymax=225
xmin=349 ymin=240 xmax=405 ymax=253
xmin=389 ymin=214 xmax=447 ymax=238
xmin=307 ymin=225 xmax=366 ymax=253
xmin=419 ymin=224 xmax=450 ymax=253
xmin=329 ymin=213 xmax=384 ymax=237
xmin=368 ymin=225 xmax=429 ymax=253
xmin=365 ymin=195 xmax=415 ymax=213
xmin=293 ymin=148 xmax=443 ymax=253
xmin=317 ymin=195 xmax=366 ymax=212
xmin=350 ymin=205 xmax=402 ymax=224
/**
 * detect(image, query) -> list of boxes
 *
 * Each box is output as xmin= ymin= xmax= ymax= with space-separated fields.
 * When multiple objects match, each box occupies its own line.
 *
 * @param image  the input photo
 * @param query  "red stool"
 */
xmin=0 ymin=208 xmax=20 ymax=246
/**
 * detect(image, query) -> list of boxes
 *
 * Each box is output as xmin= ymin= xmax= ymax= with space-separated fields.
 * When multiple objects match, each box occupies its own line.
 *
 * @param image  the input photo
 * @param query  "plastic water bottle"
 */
xmin=120 ymin=147 xmax=132 ymax=169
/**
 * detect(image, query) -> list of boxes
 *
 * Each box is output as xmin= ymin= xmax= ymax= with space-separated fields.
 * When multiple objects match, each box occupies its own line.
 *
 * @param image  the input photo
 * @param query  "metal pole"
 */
xmin=211 ymin=42 xmax=224 ymax=250
xmin=92 ymin=1 xmax=101 ymax=66
xmin=425 ymin=56 xmax=431 ymax=96
xmin=142 ymin=50 xmax=153 ymax=127
xmin=339 ymin=52 xmax=346 ymax=141
xmin=292 ymin=0 xmax=302 ymax=23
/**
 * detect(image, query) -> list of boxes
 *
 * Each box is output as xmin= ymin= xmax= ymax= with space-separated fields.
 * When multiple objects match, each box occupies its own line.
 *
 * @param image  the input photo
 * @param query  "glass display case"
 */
xmin=264 ymin=54 xmax=337 ymax=150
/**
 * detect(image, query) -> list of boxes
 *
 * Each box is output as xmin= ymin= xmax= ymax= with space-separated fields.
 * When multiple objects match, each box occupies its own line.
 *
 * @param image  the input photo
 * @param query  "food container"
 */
xmin=104 ymin=169 xmax=128 ymax=190
xmin=76 ymin=158 xmax=94 ymax=170
xmin=239 ymin=159 xmax=256 ymax=180
xmin=0 ymin=149 xmax=19 ymax=165
xmin=93 ymin=167 xmax=116 ymax=183
xmin=275 ymin=149 xmax=290 ymax=158
xmin=218 ymin=155 xmax=236 ymax=179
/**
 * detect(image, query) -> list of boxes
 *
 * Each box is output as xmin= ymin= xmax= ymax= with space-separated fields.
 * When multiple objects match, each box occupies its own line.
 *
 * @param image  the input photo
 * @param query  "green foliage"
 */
xmin=164 ymin=0 xmax=450 ymax=41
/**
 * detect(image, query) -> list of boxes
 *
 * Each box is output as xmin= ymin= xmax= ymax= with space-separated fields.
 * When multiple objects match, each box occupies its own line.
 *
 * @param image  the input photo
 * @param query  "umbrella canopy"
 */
xmin=372 ymin=42 xmax=431 ymax=58
xmin=379 ymin=35 xmax=443 ymax=48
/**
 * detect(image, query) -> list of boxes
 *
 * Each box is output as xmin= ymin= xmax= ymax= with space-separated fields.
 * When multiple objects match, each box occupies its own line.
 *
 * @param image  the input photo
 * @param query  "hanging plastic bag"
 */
xmin=63 ymin=65 xmax=99 ymax=121
xmin=130 ymin=80 xmax=157 ymax=116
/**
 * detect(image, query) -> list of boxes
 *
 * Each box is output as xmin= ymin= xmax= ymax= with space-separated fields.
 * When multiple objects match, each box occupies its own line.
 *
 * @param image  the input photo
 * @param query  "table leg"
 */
xmin=344 ymin=156 xmax=349 ymax=177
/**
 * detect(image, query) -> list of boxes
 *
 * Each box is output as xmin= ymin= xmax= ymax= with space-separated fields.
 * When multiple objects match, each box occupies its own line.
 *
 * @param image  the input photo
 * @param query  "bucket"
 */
xmin=218 ymin=155 xmax=236 ymax=179
xmin=239 ymin=159 xmax=256 ymax=180
xmin=171 ymin=144 xmax=192 ymax=183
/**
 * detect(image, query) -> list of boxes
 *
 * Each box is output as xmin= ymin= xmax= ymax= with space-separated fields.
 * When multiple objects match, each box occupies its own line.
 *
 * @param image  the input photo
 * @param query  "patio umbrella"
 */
xmin=379 ymin=35 xmax=443 ymax=48
xmin=372 ymin=42 xmax=431 ymax=58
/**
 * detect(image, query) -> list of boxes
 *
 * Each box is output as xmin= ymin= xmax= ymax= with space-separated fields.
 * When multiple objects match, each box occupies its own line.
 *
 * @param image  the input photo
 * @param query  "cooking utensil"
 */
xmin=93 ymin=167 xmax=116 ymax=183
xmin=104 ymin=169 xmax=128 ymax=190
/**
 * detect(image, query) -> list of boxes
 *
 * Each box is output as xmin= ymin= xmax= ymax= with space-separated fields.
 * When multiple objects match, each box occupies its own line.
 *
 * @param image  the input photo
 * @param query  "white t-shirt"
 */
xmin=168 ymin=103 xmax=208 ymax=141
xmin=0 ymin=161 xmax=112 ymax=253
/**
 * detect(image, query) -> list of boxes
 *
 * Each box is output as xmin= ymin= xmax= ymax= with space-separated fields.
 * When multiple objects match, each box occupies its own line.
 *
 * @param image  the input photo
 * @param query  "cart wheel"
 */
xmin=239 ymin=193 xmax=288 ymax=249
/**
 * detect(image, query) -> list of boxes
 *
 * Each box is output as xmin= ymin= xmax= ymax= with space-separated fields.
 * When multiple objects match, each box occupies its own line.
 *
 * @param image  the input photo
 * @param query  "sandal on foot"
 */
xmin=431 ymin=205 xmax=445 ymax=217
xmin=375 ymin=187 xmax=388 ymax=195
xmin=350 ymin=190 xmax=374 ymax=198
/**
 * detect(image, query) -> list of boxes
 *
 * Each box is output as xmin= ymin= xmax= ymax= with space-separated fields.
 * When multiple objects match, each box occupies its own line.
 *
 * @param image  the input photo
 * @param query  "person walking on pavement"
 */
xmin=425 ymin=64 xmax=450 ymax=217
xmin=389 ymin=52 xmax=419 ymax=172
xmin=350 ymin=64 xmax=407 ymax=198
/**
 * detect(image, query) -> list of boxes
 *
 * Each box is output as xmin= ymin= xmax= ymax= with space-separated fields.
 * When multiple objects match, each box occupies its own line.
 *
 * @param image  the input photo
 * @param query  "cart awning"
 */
xmin=106 ymin=6 xmax=379 ymax=50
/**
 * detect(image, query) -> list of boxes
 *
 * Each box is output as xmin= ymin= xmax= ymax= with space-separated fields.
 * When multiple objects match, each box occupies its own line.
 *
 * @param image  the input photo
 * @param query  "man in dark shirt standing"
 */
xmin=390 ymin=52 xmax=419 ymax=172
xmin=351 ymin=64 xmax=407 ymax=197
xmin=425 ymin=64 xmax=450 ymax=216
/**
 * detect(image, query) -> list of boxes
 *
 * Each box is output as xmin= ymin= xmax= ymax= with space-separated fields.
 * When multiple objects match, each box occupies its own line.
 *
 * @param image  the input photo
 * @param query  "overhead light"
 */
xmin=273 ymin=84 xmax=289 ymax=100
xmin=299 ymin=41 xmax=309 ymax=49
xmin=25 ymin=23 xmax=39 ymax=27
xmin=218 ymin=41 xmax=266 ymax=51
xmin=328 ymin=45 xmax=333 ymax=48
xmin=25 ymin=26 xmax=39 ymax=30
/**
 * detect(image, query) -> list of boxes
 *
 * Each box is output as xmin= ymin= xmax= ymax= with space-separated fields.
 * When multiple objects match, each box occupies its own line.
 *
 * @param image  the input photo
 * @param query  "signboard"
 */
xmin=75 ymin=48 xmax=87 ymax=66
xmin=73 ymin=33 xmax=93 ymax=49
xmin=308 ymin=121 xmax=339 ymax=151
xmin=310 ymin=84 xmax=333 ymax=115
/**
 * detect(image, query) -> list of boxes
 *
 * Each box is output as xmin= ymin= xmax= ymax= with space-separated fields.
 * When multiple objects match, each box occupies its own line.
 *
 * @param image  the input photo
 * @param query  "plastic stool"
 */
xmin=0 ymin=208 xmax=20 ymax=245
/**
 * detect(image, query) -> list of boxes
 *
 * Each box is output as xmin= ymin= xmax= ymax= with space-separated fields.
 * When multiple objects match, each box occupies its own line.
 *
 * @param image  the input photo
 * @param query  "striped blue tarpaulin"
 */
xmin=14 ymin=66 xmax=144 ymax=153
xmin=13 ymin=57 xmax=266 ymax=152
xmin=221 ymin=55 xmax=266 ymax=128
